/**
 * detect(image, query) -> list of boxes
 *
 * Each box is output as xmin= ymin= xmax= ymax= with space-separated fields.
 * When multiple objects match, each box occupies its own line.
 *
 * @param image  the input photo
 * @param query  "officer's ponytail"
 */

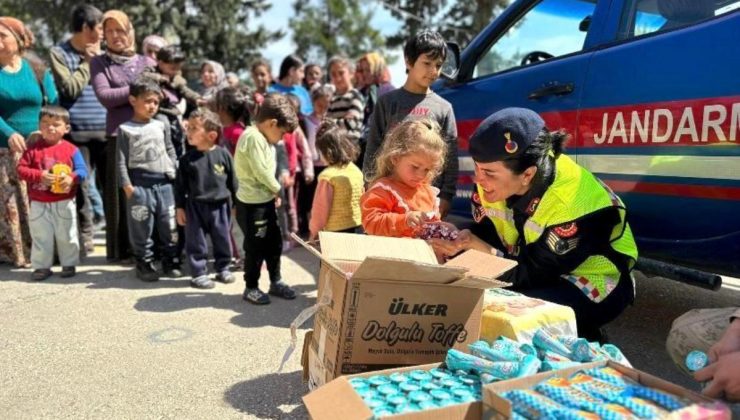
xmin=502 ymin=128 xmax=568 ymax=181
xmin=547 ymin=128 xmax=568 ymax=159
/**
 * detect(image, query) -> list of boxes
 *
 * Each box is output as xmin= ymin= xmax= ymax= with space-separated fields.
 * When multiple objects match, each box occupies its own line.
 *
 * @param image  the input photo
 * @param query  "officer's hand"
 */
xmin=708 ymin=319 xmax=740 ymax=362
xmin=428 ymin=238 xmax=458 ymax=257
xmin=694 ymin=351 xmax=740 ymax=402
xmin=438 ymin=198 xmax=451 ymax=219
xmin=176 ymin=208 xmax=187 ymax=226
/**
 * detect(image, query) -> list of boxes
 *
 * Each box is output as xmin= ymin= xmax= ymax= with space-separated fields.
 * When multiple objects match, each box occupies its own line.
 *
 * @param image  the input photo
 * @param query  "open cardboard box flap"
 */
xmin=300 ymin=232 xmax=516 ymax=288
xmin=444 ymin=249 xmax=516 ymax=288
xmin=303 ymin=376 xmax=372 ymax=420
xmin=319 ymin=231 xmax=438 ymax=264
xmin=351 ymin=256 xmax=466 ymax=284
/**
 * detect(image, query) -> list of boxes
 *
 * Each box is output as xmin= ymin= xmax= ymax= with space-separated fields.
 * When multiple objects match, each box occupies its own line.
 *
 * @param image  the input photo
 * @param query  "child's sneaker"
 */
xmin=243 ymin=288 xmax=270 ymax=305
xmin=31 ymin=268 xmax=53 ymax=281
xmin=60 ymin=266 xmax=76 ymax=278
xmin=191 ymin=275 xmax=215 ymax=289
xmin=162 ymin=259 xmax=183 ymax=278
xmin=269 ymin=281 xmax=296 ymax=300
xmin=215 ymin=271 xmax=235 ymax=284
xmin=136 ymin=260 xmax=160 ymax=282
xmin=229 ymin=258 xmax=244 ymax=272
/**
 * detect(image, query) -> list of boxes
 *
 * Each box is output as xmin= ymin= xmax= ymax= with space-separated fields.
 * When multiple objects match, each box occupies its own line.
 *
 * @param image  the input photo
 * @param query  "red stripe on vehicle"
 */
xmin=604 ymin=180 xmax=740 ymax=201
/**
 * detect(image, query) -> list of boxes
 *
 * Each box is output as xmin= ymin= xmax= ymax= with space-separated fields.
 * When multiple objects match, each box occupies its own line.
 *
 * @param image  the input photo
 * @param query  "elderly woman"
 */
xmin=431 ymin=108 xmax=638 ymax=342
xmin=90 ymin=10 xmax=155 ymax=261
xmin=199 ymin=60 xmax=227 ymax=103
xmin=141 ymin=34 xmax=167 ymax=61
xmin=0 ymin=17 xmax=59 ymax=267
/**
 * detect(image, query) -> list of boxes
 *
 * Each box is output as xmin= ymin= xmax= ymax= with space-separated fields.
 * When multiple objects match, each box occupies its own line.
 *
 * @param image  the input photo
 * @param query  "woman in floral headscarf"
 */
xmin=0 ymin=17 xmax=59 ymax=267
xmin=90 ymin=10 xmax=156 ymax=261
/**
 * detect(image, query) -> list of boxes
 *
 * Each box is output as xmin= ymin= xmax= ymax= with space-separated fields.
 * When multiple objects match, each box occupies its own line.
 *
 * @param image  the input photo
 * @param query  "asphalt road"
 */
xmin=1 ymin=241 xmax=738 ymax=419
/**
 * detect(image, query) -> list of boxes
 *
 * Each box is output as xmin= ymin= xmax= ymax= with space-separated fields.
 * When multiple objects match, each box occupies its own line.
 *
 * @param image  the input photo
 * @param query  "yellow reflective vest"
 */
xmin=475 ymin=154 xmax=638 ymax=303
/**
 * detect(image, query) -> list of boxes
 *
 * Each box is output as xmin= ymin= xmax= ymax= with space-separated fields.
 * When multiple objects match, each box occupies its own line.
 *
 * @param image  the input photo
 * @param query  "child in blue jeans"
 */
xmin=117 ymin=79 xmax=180 ymax=282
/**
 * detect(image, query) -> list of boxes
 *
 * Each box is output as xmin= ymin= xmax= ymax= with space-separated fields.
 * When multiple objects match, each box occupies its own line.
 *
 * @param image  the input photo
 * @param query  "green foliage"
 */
xmin=381 ymin=0 xmax=510 ymax=48
xmin=290 ymin=0 xmax=387 ymax=65
xmin=2 ymin=0 xmax=282 ymax=71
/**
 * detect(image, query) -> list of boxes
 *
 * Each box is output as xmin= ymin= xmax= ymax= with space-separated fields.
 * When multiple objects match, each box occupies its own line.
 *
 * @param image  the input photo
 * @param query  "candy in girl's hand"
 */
xmin=416 ymin=222 xmax=460 ymax=241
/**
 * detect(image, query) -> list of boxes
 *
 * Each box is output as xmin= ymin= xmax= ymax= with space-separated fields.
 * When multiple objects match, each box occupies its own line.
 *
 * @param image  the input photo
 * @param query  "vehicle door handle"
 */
xmin=528 ymin=83 xmax=574 ymax=100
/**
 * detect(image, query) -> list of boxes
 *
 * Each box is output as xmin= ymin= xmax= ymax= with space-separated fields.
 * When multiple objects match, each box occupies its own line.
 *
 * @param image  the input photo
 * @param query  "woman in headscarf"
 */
xmin=198 ymin=60 xmax=227 ymax=103
xmin=0 ymin=17 xmax=59 ymax=267
xmin=90 ymin=10 xmax=156 ymax=261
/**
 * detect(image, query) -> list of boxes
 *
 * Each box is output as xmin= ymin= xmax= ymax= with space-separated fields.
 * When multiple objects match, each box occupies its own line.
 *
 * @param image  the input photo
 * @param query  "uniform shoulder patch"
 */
xmin=472 ymin=201 xmax=486 ymax=223
xmin=545 ymin=230 xmax=579 ymax=255
xmin=552 ymin=222 xmax=578 ymax=238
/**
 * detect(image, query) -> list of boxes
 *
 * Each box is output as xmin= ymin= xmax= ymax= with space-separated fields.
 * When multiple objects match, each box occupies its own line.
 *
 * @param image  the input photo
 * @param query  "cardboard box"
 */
xmin=303 ymin=363 xmax=483 ymax=420
xmin=296 ymin=232 xmax=516 ymax=389
xmin=481 ymin=289 xmax=577 ymax=343
xmin=482 ymin=360 xmax=730 ymax=420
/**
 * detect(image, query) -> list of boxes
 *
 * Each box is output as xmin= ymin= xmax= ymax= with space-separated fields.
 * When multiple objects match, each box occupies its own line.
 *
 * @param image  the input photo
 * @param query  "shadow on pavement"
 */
xmin=224 ymin=370 xmax=307 ymax=419
xmin=282 ymin=247 xmax=320 ymax=284
xmin=133 ymin=284 xmax=317 ymax=329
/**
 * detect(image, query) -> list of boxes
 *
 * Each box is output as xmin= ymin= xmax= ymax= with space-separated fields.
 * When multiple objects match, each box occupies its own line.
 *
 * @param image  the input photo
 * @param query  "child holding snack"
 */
xmin=361 ymin=119 xmax=446 ymax=238
xmin=17 ymin=106 xmax=88 ymax=280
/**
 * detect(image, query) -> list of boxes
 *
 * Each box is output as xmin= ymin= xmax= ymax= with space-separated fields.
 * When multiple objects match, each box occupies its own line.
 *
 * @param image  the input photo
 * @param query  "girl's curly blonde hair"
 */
xmin=370 ymin=119 xmax=447 ymax=185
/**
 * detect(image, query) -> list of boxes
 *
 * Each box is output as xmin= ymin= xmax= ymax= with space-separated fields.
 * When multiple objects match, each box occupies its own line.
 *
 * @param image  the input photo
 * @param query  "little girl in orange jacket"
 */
xmin=361 ymin=119 xmax=447 ymax=237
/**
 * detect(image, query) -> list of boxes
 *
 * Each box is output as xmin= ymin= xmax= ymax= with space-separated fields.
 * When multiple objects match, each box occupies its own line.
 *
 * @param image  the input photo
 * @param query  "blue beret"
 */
xmin=469 ymin=107 xmax=545 ymax=162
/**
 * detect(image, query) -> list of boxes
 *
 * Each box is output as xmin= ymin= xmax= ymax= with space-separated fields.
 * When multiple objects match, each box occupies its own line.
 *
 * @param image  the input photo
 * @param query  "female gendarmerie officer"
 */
xmin=430 ymin=108 xmax=638 ymax=341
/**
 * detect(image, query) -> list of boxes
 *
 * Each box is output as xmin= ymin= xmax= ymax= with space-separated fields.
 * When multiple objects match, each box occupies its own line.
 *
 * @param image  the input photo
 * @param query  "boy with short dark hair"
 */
xmin=362 ymin=30 xmax=459 ymax=218
xmin=175 ymin=108 xmax=237 ymax=289
xmin=17 ymin=106 xmax=89 ymax=280
xmin=117 ymin=78 xmax=180 ymax=282
xmin=234 ymin=93 xmax=299 ymax=305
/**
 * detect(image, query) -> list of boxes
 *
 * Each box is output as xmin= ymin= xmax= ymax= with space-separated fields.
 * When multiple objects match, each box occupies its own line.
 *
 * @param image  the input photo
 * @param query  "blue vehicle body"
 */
xmin=434 ymin=0 xmax=740 ymax=276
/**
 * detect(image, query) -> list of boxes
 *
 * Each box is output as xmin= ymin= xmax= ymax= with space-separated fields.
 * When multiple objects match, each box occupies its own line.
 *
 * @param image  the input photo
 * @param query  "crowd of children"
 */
xmin=15 ymin=14 xmax=461 ymax=306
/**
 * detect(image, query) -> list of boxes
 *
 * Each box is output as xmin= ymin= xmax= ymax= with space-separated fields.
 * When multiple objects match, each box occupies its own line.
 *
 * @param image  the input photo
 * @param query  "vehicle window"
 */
xmin=473 ymin=0 xmax=597 ymax=78
xmin=620 ymin=0 xmax=739 ymax=39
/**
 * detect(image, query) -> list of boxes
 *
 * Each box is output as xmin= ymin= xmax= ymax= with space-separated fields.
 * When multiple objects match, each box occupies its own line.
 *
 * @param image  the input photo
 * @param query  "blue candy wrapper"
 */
xmin=685 ymin=350 xmax=708 ymax=372
xmin=517 ymin=354 xmax=542 ymax=378
xmin=623 ymin=384 xmax=687 ymax=411
xmin=469 ymin=340 xmax=523 ymax=362
xmin=601 ymin=344 xmax=632 ymax=367
xmin=533 ymin=329 xmax=573 ymax=359
xmin=541 ymin=360 xmax=581 ymax=372
xmin=446 ymin=349 xmax=520 ymax=379
xmin=557 ymin=336 xmax=592 ymax=362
